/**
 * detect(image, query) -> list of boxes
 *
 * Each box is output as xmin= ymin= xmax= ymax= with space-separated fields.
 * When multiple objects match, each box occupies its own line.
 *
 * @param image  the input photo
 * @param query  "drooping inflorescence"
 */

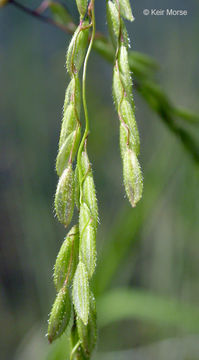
xmin=48 ymin=1 xmax=142 ymax=358
xmin=48 ymin=1 xmax=97 ymax=359
xmin=107 ymin=0 xmax=143 ymax=207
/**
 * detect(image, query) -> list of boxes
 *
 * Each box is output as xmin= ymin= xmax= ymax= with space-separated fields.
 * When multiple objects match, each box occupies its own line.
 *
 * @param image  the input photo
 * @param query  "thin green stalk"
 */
xmin=77 ymin=0 xmax=96 ymax=193
xmin=70 ymin=340 xmax=81 ymax=360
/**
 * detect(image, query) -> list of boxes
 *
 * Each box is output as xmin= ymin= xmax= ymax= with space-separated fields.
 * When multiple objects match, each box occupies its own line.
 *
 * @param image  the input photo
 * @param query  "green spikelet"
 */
xmin=113 ymin=64 xmax=123 ymax=108
xmin=77 ymin=292 xmax=97 ymax=356
xmin=118 ymin=44 xmax=133 ymax=105
xmin=66 ymin=21 xmax=89 ymax=75
xmin=106 ymin=0 xmax=120 ymax=47
xmin=80 ymin=150 xmax=98 ymax=228
xmin=74 ymin=164 xmax=80 ymax=210
xmin=48 ymin=286 xmax=71 ymax=343
xmin=59 ymin=104 xmax=77 ymax=149
xmin=79 ymin=202 xmax=91 ymax=235
xmin=73 ymin=261 xmax=90 ymax=325
xmin=79 ymin=203 xmax=96 ymax=278
xmin=56 ymin=126 xmax=81 ymax=176
xmin=120 ymin=98 xmax=140 ymax=155
xmin=54 ymin=225 xmax=79 ymax=291
xmin=121 ymin=20 xmax=130 ymax=48
xmin=63 ymin=76 xmax=81 ymax=119
xmin=76 ymin=0 xmax=88 ymax=18
xmin=54 ymin=164 xmax=75 ymax=226
xmin=114 ymin=0 xmax=134 ymax=21
xmin=123 ymin=148 xmax=143 ymax=207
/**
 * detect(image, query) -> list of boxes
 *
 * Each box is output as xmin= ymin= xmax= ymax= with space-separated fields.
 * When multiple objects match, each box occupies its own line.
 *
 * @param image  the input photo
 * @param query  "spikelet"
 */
xmin=66 ymin=21 xmax=89 ymax=75
xmin=76 ymin=0 xmax=88 ymax=18
xmin=79 ymin=202 xmax=96 ymax=278
xmin=77 ymin=292 xmax=97 ymax=356
xmin=106 ymin=0 xmax=120 ymax=48
xmin=48 ymin=286 xmax=71 ymax=343
xmin=63 ymin=76 xmax=81 ymax=114
xmin=114 ymin=0 xmax=134 ymax=22
xmin=73 ymin=261 xmax=90 ymax=325
xmin=123 ymin=149 xmax=143 ymax=207
xmin=53 ymin=225 xmax=79 ymax=291
xmin=80 ymin=150 xmax=98 ymax=228
xmin=54 ymin=164 xmax=75 ymax=227
xmin=56 ymin=127 xmax=81 ymax=176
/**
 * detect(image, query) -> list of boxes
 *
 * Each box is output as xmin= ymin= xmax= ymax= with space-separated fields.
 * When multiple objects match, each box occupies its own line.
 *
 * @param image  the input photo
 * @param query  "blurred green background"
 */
xmin=0 ymin=1 xmax=199 ymax=359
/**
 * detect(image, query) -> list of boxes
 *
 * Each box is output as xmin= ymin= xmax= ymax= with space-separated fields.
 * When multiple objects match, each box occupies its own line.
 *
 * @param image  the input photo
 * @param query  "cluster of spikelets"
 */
xmin=48 ymin=1 xmax=98 ymax=359
xmin=107 ymin=0 xmax=143 ymax=207
xmin=48 ymin=0 xmax=143 ymax=358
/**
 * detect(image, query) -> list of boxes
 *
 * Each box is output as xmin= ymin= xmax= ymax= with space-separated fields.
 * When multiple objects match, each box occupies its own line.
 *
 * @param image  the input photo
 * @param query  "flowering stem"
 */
xmin=77 ymin=0 xmax=96 ymax=190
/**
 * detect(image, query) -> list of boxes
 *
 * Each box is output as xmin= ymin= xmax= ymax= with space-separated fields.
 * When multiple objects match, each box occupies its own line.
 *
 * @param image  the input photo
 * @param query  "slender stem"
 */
xmin=9 ymin=0 xmax=75 ymax=34
xmin=77 ymin=0 xmax=96 ymax=186
xmin=4 ymin=0 xmax=199 ymax=162
xmin=70 ymin=340 xmax=81 ymax=360
xmin=82 ymin=1 xmax=96 ymax=137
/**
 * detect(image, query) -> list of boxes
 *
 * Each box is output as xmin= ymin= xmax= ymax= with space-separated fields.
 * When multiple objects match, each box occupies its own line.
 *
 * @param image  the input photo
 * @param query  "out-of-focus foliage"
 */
xmin=0 ymin=1 xmax=199 ymax=360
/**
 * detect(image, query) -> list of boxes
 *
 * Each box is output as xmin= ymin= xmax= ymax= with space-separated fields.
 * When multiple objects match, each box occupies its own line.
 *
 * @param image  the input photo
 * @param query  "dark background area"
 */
xmin=0 ymin=1 xmax=199 ymax=359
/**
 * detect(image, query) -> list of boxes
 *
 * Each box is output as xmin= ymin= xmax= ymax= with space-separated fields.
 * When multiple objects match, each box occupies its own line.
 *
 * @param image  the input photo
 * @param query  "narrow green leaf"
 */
xmin=98 ymin=288 xmax=199 ymax=333
xmin=73 ymin=262 xmax=90 ymax=325
xmin=129 ymin=51 xmax=159 ymax=72
xmin=174 ymin=107 xmax=199 ymax=125
xmin=49 ymin=2 xmax=73 ymax=25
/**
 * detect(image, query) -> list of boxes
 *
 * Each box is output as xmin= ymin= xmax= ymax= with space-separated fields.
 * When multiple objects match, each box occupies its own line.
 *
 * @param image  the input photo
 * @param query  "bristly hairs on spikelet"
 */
xmin=107 ymin=0 xmax=143 ymax=208
xmin=48 ymin=1 xmax=98 ymax=359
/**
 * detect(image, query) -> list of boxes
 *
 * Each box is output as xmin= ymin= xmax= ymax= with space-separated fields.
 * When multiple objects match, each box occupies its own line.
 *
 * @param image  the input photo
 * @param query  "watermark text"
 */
xmin=143 ymin=9 xmax=188 ymax=16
